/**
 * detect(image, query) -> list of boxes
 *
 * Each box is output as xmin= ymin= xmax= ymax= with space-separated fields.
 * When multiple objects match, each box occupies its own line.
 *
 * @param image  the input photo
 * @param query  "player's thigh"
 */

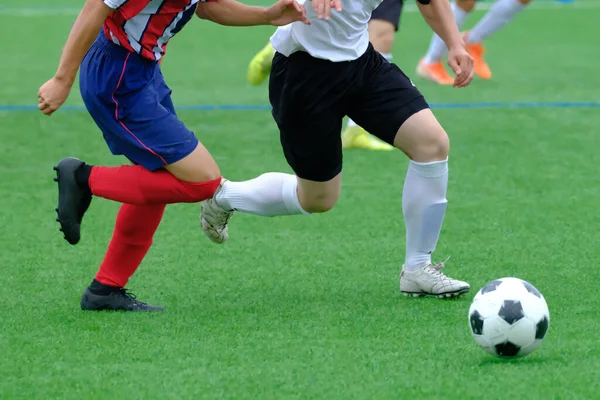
xmin=84 ymin=77 xmax=218 ymax=181
xmin=269 ymin=51 xmax=347 ymax=186
xmin=120 ymin=88 xmax=219 ymax=182
xmin=347 ymin=51 xmax=430 ymax=148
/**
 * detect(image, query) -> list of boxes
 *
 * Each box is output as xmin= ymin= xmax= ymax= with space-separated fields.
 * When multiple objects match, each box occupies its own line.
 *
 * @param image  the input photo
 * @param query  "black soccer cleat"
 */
xmin=81 ymin=286 xmax=164 ymax=312
xmin=53 ymin=157 xmax=92 ymax=245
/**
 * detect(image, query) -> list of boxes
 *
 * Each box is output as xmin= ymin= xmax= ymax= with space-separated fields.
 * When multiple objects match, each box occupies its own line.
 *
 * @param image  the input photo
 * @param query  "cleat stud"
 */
xmin=53 ymin=177 xmax=58 ymax=182
xmin=53 ymin=166 xmax=58 ymax=171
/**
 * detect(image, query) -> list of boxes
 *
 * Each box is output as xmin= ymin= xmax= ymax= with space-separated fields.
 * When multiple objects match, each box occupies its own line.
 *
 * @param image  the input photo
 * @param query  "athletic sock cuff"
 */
xmin=409 ymin=158 xmax=448 ymax=179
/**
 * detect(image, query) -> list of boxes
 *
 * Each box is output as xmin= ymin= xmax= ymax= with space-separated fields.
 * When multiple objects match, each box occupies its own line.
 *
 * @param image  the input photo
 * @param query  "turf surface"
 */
xmin=1 ymin=1 xmax=600 ymax=399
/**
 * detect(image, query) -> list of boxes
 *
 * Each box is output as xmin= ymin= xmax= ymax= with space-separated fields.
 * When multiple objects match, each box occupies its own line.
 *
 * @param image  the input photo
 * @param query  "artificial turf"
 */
xmin=1 ymin=1 xmax=599 ymax=398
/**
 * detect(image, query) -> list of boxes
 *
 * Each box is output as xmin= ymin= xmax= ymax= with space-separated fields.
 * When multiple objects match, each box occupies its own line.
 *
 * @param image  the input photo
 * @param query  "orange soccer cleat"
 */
xmin=464 ymin=34 xmax=492 ymax=80
xmin=416 ymin=60 xmax=454 ymax=85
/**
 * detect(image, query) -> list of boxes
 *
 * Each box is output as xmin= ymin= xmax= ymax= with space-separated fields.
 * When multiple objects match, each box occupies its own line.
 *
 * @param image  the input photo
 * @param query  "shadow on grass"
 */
xmin=478 ymin=353 xmax=562 ymax=366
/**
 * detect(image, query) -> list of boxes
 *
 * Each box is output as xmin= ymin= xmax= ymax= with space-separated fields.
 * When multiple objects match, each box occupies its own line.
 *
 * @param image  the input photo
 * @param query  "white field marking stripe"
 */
xmin=1 ymin=1 xmax=600 ymax=16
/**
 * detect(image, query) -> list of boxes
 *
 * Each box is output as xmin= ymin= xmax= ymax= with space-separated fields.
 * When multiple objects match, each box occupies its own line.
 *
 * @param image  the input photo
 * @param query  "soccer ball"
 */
xmin=468 ymin=277 xmax=550 ymax=358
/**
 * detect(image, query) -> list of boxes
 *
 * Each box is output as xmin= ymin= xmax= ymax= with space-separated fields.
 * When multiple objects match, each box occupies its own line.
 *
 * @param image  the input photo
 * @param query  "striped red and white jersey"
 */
xmin=103 ymin=0 xmax=213 ymax=61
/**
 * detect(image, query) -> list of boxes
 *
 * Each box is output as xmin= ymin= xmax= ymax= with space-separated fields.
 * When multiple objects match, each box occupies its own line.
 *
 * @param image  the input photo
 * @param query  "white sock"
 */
xmin=402 ymin=159 xmax=449 ymax=271
xmin=216 ymin=173 xmax=309 ymax=217
xmin=466 ymin=0 xmax=526 ymax=44
xmin=423 ymin=3 xmax=470 ymax=64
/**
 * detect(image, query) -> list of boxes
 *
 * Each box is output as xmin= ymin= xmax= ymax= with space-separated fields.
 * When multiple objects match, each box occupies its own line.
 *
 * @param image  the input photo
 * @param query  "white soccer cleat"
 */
xmin=200 ymin=180 xmax=233 ymax=244
xmin=400 ymin=260 xmax=470 ymax=298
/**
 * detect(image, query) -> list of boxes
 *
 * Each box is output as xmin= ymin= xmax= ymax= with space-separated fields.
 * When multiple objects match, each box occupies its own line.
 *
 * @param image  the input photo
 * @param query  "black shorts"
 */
xmin=371 ymin=0 xmax=403 ymax=31
xmin=269 ymin=44 xmax=429 ymax=182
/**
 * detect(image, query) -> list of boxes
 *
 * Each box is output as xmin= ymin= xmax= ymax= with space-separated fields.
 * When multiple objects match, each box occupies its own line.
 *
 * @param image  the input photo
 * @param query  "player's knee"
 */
xmin=296 ymin=175 xmax=341 ymax=213
xmin=172 ymin=165 xmax=221 ymax=183
xmin=412 ymin=130 xmax=449 ymax=162
xmin=298 ymin=190 xmax=339 ymax=213
xmin=369 ymin=21 xmax=395 ymax=54
xmin=165 ymin=142 xmax=222 ymax=183
xmin=373 ymin=31 xmax=395 ymax=54
xmin=456 ymin=0 xmax=477 ymax=12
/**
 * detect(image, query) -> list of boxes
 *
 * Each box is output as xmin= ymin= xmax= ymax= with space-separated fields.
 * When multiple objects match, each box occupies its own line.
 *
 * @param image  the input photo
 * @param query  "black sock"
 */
xmin=75 ymin=164 xmax=92 ymax=195
xmin=89 ymin=279 xmax=121 ymax=295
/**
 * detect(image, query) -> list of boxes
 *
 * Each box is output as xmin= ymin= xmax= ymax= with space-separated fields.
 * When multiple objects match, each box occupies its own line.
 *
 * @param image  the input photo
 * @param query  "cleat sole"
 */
xmin=401 ymin=287 xmax=470 ymax=299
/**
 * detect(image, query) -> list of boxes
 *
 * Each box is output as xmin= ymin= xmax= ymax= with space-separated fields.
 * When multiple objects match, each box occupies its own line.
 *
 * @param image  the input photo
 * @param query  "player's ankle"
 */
xmin=89 ymin=279 xmax=122 ymax=295
xmin=75 ymin=163 xmax=92 ymax=192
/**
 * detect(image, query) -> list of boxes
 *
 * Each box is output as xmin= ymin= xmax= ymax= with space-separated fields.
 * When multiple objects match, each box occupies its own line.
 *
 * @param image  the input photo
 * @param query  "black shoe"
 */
xmin=53 ymin=157 xmax=92 ymax=245
xmin=81 ymin=286 xmax=164 ymax=312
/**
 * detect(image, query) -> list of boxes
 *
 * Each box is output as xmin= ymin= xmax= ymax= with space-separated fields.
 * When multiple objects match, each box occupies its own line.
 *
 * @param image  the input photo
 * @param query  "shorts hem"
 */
xmin=293 ymin=163 xmax=343 ymax=183
xmin=381 ymin=96 xmax=430 ymax=145
xmin=128 ymin=137 xmax=199 ymax=172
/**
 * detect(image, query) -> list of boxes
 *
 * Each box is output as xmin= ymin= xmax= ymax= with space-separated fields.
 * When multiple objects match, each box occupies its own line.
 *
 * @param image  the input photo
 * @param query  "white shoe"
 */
xmin=200 ymin=179 xmax=233 ymax=244
xmin=400 ymin=259 xmax=470 ymax=298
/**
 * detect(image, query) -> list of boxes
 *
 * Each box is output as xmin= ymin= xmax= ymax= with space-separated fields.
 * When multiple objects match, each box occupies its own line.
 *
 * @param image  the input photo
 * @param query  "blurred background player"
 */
xmin=417 ymin=0 xmax=531 ymax=84
xmin=247 ymin=0 xmax=405 ymax=151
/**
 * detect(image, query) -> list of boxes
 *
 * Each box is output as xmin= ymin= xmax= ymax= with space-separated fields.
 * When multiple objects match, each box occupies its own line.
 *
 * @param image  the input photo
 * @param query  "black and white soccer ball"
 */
xmin=468 ymin=277 xmax=550 ymax=358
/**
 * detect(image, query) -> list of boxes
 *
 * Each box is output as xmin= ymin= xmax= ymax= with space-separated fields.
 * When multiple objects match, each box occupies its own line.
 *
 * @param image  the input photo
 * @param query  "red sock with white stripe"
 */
xmin=95 ymin=203 xmax=166 ymax=288
xmin=85 ymin=165 xmax=221 ymax=205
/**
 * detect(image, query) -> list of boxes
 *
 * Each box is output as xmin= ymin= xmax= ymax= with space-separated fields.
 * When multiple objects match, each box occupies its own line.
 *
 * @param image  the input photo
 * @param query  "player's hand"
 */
xmin=38 ymin=77 xmax=72 ymax=116
xmin=266 ymin=0 xmax=310 ymax=26
xmin=312 ymin=0 xmax=342 ymax=20
xmin=447 ymin=45 xmax=474 ymax=88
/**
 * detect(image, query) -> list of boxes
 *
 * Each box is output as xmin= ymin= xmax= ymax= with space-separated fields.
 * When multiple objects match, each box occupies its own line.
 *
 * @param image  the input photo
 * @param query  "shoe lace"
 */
xmin=204 ymin=201 xmax=232 ymax=228
xmin=427 ymin=256 xmax=451 ymax=277
xmin=116 ymin=288 xmax=145 ymax=304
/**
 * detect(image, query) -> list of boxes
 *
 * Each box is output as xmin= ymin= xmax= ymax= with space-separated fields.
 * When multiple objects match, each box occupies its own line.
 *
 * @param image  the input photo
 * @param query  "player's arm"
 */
xmin=38 ymin=0 xmax=114 ymax=115
xmin=196 ymin=0 xmax=309 ymax=27
xmin=416 ymin=0 xmax=473 ymax=87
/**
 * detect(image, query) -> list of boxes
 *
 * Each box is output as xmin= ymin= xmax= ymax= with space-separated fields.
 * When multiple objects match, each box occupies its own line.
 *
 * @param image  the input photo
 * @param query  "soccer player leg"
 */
xmin=201 ymin=52 xmax=344 ymax=243
xmin=342 ymin=0 xmax=401 ymax=151
xmin=82 ymin=202 xmax=166 ymax=311
xmin=395 ymin=112 xmax=470 ymax=297
xmin=83 ymin=67 xmax=200 ymax=311
xmin=348 ymin=52 xmax=469 ymax=298
xmin=56 ymin=49 xmax=223 ymax=246
xmin=464 ymin=0 xmax=530 ymax=79
xmin=418 ymin=0 xmax=475 ymax=84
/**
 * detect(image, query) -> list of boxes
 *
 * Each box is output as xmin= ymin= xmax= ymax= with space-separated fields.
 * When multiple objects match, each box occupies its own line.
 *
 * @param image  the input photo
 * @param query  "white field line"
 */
xmin=0 ymin=1 xmax=599 ymax=16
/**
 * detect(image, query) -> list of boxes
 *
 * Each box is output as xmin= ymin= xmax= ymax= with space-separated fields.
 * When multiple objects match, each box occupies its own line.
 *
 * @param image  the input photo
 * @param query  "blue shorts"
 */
xmin=79 ymin=33 xmax=198 ymax=171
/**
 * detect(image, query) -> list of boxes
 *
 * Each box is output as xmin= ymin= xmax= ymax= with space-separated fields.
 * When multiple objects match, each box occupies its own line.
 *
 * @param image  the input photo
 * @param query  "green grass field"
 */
xmin=2 ymin=1 xmax=600 ymax=398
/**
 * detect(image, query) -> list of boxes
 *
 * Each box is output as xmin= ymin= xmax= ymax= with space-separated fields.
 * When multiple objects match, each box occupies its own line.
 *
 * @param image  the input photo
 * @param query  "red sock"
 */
xmin=89 ymin=165 xmax=220 ymax=205
xmin=95 ymin=203 xmax=166 ymax=288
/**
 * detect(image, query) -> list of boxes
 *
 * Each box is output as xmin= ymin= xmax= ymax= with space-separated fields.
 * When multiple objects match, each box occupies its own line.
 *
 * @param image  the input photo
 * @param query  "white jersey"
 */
xmin=270 ymin=0 xmax=384 ymax=62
